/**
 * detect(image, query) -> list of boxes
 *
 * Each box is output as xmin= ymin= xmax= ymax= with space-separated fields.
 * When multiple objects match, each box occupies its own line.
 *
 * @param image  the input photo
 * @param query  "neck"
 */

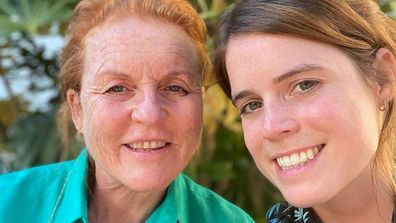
xmin=88 ymin=173 xmax=166 ymax=223
xmin=313 ymin=166 xmax=394 ymax=223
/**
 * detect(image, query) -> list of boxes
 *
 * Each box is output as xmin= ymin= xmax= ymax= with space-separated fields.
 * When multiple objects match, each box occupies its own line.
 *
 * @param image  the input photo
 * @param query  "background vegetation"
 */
xmin=0 ymin=0 xmax=395 ymax=222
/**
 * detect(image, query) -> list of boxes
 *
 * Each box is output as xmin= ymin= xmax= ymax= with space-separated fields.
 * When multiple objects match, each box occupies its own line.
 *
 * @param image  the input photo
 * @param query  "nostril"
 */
xmin=131 ymin=104 xmax=166 ymax=123
xmin=261 ymin=118 xmax=299 ymax=140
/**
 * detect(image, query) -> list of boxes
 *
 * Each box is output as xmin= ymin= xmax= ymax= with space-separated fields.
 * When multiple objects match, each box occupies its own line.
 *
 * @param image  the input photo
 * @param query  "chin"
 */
xmin=281 ymin=187 xmax=331 ymax=208
xmin=284 ymin=197 xmax=317 ymax=208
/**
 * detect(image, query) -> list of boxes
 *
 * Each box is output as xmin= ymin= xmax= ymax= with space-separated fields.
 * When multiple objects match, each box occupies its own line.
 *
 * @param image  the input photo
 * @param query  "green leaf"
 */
xmin=0 ymin=1 xmax=17 ymax=16
xmin=0 ymin=0 xmax=75 ymax=34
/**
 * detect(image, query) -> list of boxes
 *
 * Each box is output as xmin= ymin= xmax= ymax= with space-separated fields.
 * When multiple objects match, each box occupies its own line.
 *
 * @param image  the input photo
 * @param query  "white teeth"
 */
xmin=290 ymin=153 xmax=299 ymax=165
xmin=299 ymin=151 xmax=307 ymax=163
xmin=128 ymin=141 xmax=166 ymax=150
xmin=283 ymin=156 xmax=290 ymax=166
xmin=150 ymin=141 xmax=158 ymax=148
xmin=276 ymin=145 xmax=323 ymax=170
xmin=307 ymin=149 xmax=314 ymax=159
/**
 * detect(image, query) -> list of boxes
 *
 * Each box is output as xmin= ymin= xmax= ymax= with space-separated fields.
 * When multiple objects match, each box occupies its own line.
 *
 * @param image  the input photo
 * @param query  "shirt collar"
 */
xmin=54 ymin=149 xmax=89 ymax=223
xmin=53 ymin=149 xmax=187 ymax=223
xmin=146 ymin=174 xmax=188 ymax=223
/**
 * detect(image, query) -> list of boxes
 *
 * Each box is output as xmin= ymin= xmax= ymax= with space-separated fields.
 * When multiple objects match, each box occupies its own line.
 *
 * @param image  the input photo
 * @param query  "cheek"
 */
xmin=84 ymin=98 xmax=129 ymax=126
xmin=242 ymin=119 xmax=274 ymax=181
xmin=81 ymin=97 xmax=130 ymax=144
xmin=317 ymin=93 xmax=375 ymax=130
xmin=304 ymin=92 xmax=379 ymax=158
xmin=242 ymin=119 xmax=264 ymax=159
xmin=182 ymin=97 xmax=203 ymax=134
xmin=172 ymin=96 xmax=203 ymax=155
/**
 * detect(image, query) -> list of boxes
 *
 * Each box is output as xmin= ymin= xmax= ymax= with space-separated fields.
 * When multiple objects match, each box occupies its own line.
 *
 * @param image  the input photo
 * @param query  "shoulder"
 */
xmin=266 ymin=202 xmax=315 ymax=223
xmin=178 ymin=174 xmax=254 ymax=222
xmin=0 ymin=160 xmax=73 ymax=179
xmin=0 ymin=161 xmax=74 ymax=220
xmin=0 ymin=160 xmax=74 ymax=191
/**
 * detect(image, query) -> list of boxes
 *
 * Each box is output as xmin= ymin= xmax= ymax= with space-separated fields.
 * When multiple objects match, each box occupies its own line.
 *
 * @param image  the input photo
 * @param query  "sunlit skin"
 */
xmin=67 ymin=17 xmax=203 ymax=222
xmin=225 ymin=34 xmax=394 ymax=222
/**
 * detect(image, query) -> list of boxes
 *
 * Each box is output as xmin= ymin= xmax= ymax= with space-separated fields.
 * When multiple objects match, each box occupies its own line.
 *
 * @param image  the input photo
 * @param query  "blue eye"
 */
xmin=241 ymin=101 xmax=262 ymax=114
xmin=293 ymin=80 xmax=319 ymax=93
xmin=166 ymin=85 xmax=188 ymax=95
xmin=107 ymin=85 xmax=126 ymax=93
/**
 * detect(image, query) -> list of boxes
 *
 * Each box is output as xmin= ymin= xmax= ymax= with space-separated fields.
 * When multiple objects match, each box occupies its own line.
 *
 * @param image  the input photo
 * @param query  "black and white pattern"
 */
xmin=266 ymin=201 xmax=396 ymax=223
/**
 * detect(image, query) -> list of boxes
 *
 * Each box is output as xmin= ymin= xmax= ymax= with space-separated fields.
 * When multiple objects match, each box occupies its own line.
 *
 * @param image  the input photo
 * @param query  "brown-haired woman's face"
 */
xmin=68 ymin=17 xmax=203 ymax=191
xmin=225 ymin=34 xmax=384 ymax=207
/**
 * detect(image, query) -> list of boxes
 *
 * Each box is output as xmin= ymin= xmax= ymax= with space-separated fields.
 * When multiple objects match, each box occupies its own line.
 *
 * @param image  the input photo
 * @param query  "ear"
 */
xmin=374 ymin=48 xmax=396 ymax=103
xmin=67 ymin=89 xmax=84 ymax=133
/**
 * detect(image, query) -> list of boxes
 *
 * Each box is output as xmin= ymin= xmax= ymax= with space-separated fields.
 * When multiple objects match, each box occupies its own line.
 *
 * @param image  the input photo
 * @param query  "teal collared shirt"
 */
xmin=0 ymin=149 xmax=254 ymax=223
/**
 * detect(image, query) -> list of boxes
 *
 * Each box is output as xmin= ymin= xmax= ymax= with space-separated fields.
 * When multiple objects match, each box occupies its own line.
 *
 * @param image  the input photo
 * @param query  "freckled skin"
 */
xmin=226 ymin=34 xmax=382 ymax=208
xmin=69 ymin=17 xmax=203 ymax=193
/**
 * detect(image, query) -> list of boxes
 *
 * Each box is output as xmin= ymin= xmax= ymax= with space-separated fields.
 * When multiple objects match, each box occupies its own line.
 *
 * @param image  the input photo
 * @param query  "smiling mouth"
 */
xmin=276 ymin=144 xmax=325 ymax=170
xmin=124 ymin=141 xmax=168 ymax=152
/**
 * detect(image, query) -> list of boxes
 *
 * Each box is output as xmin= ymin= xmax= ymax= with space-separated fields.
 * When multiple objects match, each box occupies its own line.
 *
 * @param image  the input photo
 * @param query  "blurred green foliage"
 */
xmin=0 ymin=0 xmax=395 ymax=222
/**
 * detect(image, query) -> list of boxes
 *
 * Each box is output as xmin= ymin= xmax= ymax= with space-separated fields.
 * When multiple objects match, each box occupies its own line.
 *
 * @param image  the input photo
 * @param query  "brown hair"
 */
xmin=58 ymin=0 xmax=208 ymax=148
xmin=213 ymin=0 xmax=396 ymax=193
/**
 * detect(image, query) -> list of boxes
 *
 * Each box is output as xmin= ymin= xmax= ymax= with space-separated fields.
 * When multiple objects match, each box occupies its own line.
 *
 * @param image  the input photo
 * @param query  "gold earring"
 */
xmin=379 ymin=102 xmax=387 ymax=111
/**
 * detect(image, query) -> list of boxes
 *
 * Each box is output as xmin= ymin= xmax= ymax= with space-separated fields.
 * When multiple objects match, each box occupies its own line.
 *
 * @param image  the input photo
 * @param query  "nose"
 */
xmin=130 ymin=90 xmax=166 ymax=124
xmin=261 ymin=101 xmax=299 ymax=141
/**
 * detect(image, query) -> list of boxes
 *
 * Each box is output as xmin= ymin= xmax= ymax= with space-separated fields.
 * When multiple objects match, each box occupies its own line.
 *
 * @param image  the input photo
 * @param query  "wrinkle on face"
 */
xmin=84 ymin=18 xmax=200 ymax=88
xmin=77 ymin=16 xmax=203 ymax=198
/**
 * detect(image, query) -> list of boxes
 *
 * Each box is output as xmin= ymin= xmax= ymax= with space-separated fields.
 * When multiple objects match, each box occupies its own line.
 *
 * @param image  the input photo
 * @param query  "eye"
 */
xmin=165 ymin=85 xmax=188 ymax=96
xmin=241 ymin=101 xmax=262 ymax=114
xmin=291 ymin=80 xmax=319 ymax=95
xmin=106 ymin=85 xmax=127 ymax=94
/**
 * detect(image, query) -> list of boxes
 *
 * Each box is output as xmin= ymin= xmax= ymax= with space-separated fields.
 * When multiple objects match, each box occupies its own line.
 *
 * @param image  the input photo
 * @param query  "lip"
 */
xmin=126 ymin=140 xmax=168 ymax=149
xmin=122 ymin=143 xmax=172 ymax=158
xmin=124 ymin=141 xmax=170 ymax=151
xmin=274 ymin=144 xmax=326 ymax=175
xmin=272 ymin=144 xmax=324 ymax=159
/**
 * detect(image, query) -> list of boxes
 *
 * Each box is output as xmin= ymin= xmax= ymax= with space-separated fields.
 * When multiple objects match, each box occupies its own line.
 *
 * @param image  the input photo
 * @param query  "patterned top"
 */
xmin=266 ymin=201 xmax=396 ymax=223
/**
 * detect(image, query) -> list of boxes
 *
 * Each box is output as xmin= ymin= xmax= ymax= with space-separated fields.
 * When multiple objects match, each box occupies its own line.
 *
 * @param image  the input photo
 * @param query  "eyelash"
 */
xmin=239 ymin=80 xmax=319 ymax=115
xmin=105 ymin=83 xmax=191 ymax=99
xmin=164 ymin=85 xmax=188 ymax=96
xmin=291 ymin=79 xmax=320 ymax=95
xmin=240 ymin=100 xmax=263 ymax=114
xmin=106 ymin=85 xmax=128 ymax=94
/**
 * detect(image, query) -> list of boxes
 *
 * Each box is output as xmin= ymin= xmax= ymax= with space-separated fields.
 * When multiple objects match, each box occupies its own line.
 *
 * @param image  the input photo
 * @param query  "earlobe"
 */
xmin=67 ymin=89 xmax=83 ymax=133
xmin=375 ymin=48 xmax=396 ymax=104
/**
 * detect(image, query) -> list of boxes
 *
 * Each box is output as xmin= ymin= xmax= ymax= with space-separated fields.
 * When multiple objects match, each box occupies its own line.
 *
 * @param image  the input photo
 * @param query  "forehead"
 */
xmin=227 ymin=34 xmax=350 ymax=69
xmin=83 ymin=17 xmax=199 ymax=77
xmin=225 ymin=34 xmax=357 ymax=83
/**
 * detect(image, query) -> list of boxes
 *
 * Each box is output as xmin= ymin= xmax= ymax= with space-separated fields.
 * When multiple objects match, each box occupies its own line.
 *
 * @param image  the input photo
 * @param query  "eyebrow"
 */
xmin=231 ymin=64 xmax=325 ymax=104
xmin=231 ymin=90 xmax=256 ymax=105
xmin=96 ymin=69 xmax=199 ymax=83
xmin=272 ymin=64 xmax=324 ymax=84
xmin=97 ymin=69 xmax=195 ymax=76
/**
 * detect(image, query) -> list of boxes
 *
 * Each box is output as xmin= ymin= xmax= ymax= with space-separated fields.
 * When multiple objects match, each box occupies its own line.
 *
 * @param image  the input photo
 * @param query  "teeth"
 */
xmin=290 ymin=153 xmax=299 ymax=165
xmin=299 ymin=151 xmax=307 ymax=163
xmin=276 ymin=145 xmax=323 ymax=170
xmin=307 ymin=149 xmax=314 ymax=159
xmin=128 ymin=141 xmax=166 ymax=150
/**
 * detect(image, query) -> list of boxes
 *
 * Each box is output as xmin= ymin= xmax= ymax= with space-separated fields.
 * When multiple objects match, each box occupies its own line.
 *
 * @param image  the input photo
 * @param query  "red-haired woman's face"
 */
xmin=68 ymin=17 xmax=203 ymax=192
